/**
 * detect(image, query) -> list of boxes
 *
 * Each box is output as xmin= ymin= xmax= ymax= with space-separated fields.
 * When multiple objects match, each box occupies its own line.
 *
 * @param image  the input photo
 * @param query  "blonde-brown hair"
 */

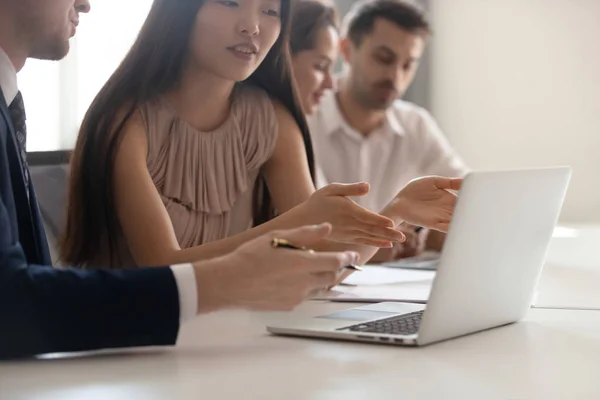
xmin=290 ymin=0 xmax=339 ymax=55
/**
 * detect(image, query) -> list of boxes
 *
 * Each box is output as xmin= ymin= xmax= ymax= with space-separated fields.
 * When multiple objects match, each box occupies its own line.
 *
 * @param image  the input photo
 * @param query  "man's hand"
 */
xmin=384 ymin=176 xmax=462 ymax=232
xmin=193 ymin=224 xmax=359 ymax=313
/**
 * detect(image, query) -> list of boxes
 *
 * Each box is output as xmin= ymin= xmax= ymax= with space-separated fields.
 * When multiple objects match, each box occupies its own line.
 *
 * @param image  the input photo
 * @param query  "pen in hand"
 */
xmin=270 ymin=238 xmax=363 ymax=271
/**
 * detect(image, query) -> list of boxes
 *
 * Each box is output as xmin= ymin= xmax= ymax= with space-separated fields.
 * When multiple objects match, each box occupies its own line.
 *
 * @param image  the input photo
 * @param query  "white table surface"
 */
xmin=2 ymin=225 xmax=599 ymax=399
xmin=547 ymin=225 xmax=600 ymax=269
xmin=535 ymin=225 xmax=600 ymax=309
xmin=1 ymin=301 xmax=600 ymax=400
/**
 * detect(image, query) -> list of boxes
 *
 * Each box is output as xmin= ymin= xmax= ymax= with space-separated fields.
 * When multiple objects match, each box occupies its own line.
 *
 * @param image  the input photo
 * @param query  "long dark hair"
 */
xmin=61 ymin=0 xmax=314 ymax=267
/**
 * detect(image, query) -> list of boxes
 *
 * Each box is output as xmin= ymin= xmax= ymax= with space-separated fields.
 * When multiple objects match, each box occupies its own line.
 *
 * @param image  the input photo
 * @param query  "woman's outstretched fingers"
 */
xmin=318 ymin=182 xmax=370 ymax=197
xmin=272 ymin=223 xmax=333 ymax=248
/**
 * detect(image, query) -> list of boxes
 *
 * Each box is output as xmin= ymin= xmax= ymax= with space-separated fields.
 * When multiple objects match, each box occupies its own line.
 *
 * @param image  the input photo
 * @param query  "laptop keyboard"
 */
xmin=338 ymin=310 xmax=424 ymax=336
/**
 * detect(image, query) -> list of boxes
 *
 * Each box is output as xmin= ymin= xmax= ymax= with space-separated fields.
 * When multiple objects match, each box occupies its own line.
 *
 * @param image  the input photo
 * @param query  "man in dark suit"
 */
xmin=0 ymin=0 xmax=356 ymax=359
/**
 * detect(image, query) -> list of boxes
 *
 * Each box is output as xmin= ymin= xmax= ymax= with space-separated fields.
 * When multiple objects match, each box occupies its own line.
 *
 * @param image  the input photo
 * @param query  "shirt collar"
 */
xmin=0 ymin=47 xmax=19 ymax=105
xmin=319 ymin=89 xmax=348 ymax=137
xmin=384 ymin=106 xmax=406 ymax=137
xmin=318 ymin=88 xmax=406 ymax=139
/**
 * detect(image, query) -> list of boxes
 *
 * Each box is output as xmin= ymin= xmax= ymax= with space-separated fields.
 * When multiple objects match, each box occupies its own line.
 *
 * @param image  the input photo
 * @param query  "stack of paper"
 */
xmin=381 ymin=251 xmax=440 ymax=270
xmin=312 ymin=265 xmax=436 ymax=303
xmin=342 ymin=266 xmax=435 ymax=286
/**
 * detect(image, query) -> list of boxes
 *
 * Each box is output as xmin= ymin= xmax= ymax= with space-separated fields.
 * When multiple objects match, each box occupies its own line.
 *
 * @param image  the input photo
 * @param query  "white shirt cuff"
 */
xmin=170 ymin=263 xmax=198 ymax=324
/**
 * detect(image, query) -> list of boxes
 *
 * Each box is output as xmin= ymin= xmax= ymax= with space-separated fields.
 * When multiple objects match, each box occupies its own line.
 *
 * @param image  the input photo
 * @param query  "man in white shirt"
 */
xmin=308 ymin=0 xmax=468 ymax=261
xmin=0 ymin=0 xmax=357 ymax=358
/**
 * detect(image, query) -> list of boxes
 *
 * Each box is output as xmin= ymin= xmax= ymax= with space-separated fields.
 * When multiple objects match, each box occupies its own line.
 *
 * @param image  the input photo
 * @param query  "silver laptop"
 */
xmin=267 ymin=167 xmax=572 ymax=346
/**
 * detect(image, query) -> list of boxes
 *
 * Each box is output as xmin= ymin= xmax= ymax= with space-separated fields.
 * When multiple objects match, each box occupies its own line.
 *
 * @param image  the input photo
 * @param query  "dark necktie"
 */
xmin=8 ymin=91 xmax=30 ymax=192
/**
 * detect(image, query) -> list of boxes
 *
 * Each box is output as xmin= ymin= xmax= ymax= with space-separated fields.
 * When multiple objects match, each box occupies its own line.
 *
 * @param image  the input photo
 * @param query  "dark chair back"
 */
xmin=28 ymin=150 xmax=71 ymax=265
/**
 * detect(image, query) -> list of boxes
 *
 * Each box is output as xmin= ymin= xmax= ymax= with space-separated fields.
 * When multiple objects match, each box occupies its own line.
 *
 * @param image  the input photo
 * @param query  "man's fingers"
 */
xmin=300 ymin=251 xmax=360 ymax=273
xmin=332 ymin=269 xmax=353 ymax=288
xmin=309 ymin=271 xmax=338 ymax=288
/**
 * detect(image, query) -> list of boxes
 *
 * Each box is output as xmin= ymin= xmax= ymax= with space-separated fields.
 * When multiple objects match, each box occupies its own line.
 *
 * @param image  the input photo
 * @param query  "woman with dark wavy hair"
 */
xmin=62 ymin=0 xmax=460 ymax=270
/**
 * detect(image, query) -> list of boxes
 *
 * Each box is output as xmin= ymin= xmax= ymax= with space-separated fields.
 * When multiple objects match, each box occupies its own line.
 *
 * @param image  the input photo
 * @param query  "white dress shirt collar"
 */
xmin=0 ymin=47 xmax=18 ymax=105
xmin=318 ymin=89 xmax=406 ymax=140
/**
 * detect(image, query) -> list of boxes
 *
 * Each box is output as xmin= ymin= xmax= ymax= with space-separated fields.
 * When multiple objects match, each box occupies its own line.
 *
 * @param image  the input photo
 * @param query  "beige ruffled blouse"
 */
xmin=93 ymin=83 xmax=278 ymax=269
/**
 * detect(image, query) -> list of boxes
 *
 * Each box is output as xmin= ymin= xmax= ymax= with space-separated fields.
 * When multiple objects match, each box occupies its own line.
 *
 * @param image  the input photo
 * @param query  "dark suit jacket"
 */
xmin=0 ymin=89 xmax=181 ymax=358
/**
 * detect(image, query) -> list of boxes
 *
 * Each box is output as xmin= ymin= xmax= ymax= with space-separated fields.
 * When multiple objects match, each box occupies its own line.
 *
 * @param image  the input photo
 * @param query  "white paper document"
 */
xmin=381 ymin=251 xmax=441 ymax=270
xmin=312 ymin=265 xmax=436 ymax=303
xmin=313 ymin=284 xmax=432 ymax=303
xmin=341 ymin=265 xmax=435 ymax=286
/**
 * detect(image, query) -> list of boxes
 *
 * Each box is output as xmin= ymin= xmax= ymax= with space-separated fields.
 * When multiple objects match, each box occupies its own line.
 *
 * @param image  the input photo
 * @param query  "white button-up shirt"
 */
xmin=308 ymin=89 xmax=469 ymax=212
xmin=0 ymin=47 xmax=197 ymax=323
xmin=0 ymin=47 xmax=19 ymax=105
